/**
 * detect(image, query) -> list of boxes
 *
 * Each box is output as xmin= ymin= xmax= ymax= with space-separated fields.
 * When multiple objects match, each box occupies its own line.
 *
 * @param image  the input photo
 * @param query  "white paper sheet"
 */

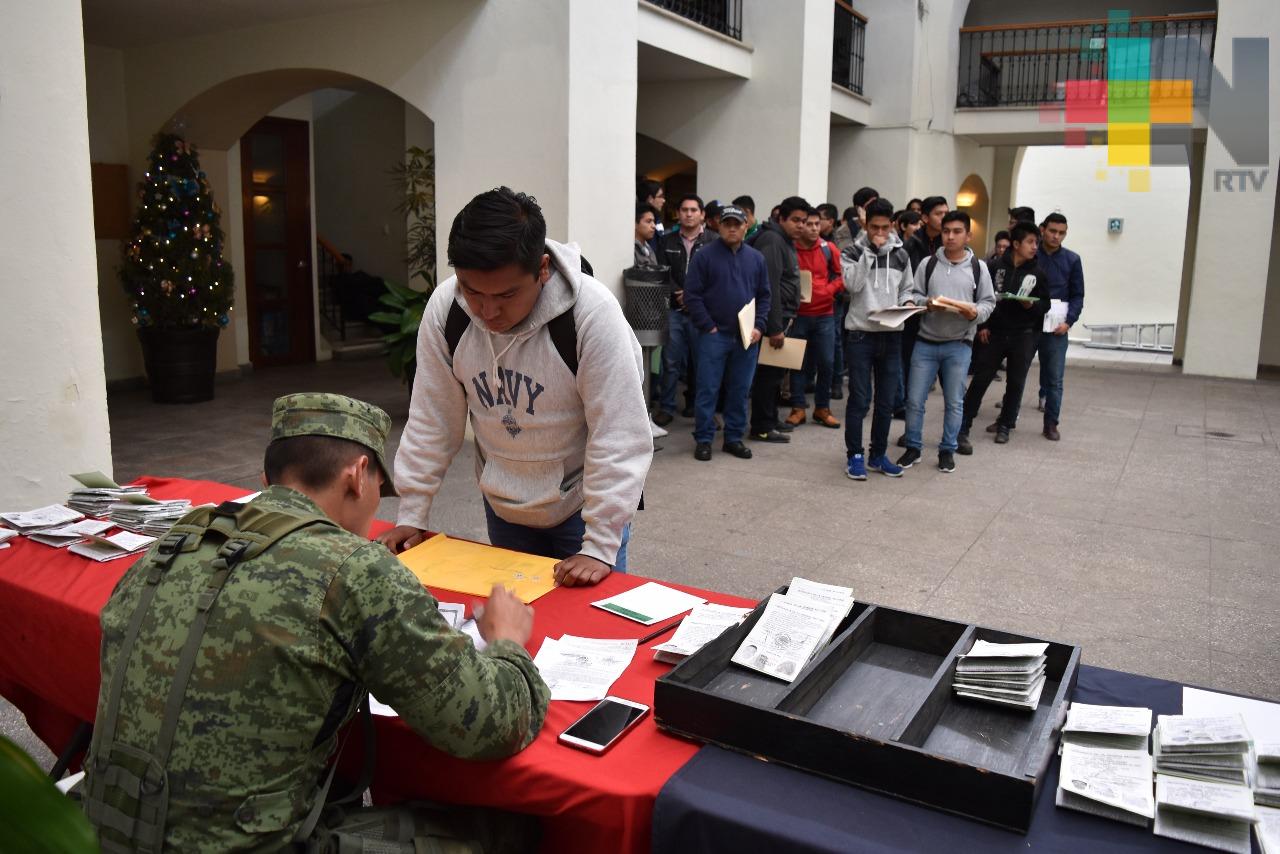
xmin=964 ymin=640 xmax=1049 ymax=659
xmin=1059 ymin=743 xmax=1156 ymax=818
xmin=1064 ymin=702 xmax=1154 ymax=737
xmin=1044 ymin=298 xmax=1068 ymax=332
xmin=533 ymin=635 xmax=636 ymax=701
xmin=731 ymin=594 xmax=833 ymax=683
xmin=737 ymin=299 xmax=756 ymax=349
xmin=1184 ymin=688 xmax=1280 ymax=748
xmin=652 ymin=604 xmax=751 ymax=659
xmin=1156 ymin=774 xmax=1257 ymax=822
xmin=0 ymin=504 xmax=83 ymax=531
xmin=867 ymin=305 xmax=927 ymax=329
xmin=1258 ymin=806 xmax=1280 ymax=854
xmin=591 ymin=582 xmax=705 ymax=625
xmin=437 ymin=602 xmax=466 ymax=629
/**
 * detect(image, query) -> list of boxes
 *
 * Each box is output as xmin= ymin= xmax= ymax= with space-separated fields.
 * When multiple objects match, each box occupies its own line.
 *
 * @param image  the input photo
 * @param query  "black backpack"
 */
xmin=923 ymin=254 xmax=985 ymax=300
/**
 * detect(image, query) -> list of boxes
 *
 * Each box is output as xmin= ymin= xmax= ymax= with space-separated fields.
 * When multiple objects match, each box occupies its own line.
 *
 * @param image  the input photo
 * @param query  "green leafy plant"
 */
xmin=0 ymin=735 xmax=97 ymax=852
xmin=368 ymin=280 xmax=429 ymax=385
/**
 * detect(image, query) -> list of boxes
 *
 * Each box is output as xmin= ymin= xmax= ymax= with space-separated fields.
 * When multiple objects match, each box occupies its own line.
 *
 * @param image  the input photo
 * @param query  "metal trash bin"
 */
xmin=622 ymin=265 xmax=670 ymax=348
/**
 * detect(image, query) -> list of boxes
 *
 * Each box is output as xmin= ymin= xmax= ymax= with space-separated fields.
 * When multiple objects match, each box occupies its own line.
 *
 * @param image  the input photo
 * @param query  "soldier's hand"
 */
xmin=376 ymin=525 xmax=428 ymax=553
xmin=477 ymin=585 xmax=534 ymax=646
xmin=553 ymin=554 xmax=612 ymax=587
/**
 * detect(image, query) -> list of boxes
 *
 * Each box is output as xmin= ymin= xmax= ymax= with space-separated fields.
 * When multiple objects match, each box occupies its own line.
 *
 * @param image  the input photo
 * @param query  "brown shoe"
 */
xmin=812 ymin=407 xmax=841 ymax=429
xmin=985 ymin=422 xmax=1000 ymax=434
xmin=1043 ymin=423 xmax=1061 ymax=441
xmin=785 ymin=407 xmax=807 ymax=426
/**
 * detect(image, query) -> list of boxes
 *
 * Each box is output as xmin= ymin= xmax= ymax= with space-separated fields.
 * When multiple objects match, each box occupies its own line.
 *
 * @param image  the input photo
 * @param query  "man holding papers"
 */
xmin=683 ymin=204 xmax=771 ymax=462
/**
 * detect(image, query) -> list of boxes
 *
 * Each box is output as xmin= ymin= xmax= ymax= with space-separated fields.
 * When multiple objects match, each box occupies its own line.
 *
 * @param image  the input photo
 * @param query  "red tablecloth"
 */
xmin=0 ymin=476 xmax=756 ymax=854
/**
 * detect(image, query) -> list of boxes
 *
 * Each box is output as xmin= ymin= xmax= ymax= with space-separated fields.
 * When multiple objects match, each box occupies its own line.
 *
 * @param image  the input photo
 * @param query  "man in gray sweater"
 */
xmin=897 ymin=210 xmax=995 ymax=473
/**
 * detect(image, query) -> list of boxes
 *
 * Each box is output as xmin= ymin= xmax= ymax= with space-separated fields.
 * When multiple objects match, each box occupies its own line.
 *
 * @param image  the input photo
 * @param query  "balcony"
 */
xmin=646 ymin=0 xmax=742 ymax=41
xmin=956 ymin=13 xmax=1217 ymax=109
xmin=832 ymin=1 xmax=867 ymax=97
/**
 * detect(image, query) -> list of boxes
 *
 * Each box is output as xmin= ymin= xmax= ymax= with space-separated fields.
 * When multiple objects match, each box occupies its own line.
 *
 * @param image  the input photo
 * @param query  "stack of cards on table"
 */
xmin=1055 ymin=703 xmax=1154 ymax=826
xmin=1061 ymin=702 xmax=1153 ymax=751
xmin=730 ymin=577 xmax=855 ymax=683
xmin=25 ymin=519 xmax=115 ymax=548
xmin=68 ymin=531 xmax=158 ymax=562
xmin=109 ymin=496 xmax=192 ymax=536
xmin=1257 ymin=743 xmax=1280 ymax=808
xmin=1258 ymin=805 xmax=1280 ymax=854
xmin=652 ymin=604 xmax=752 ymax=664
xmin=1155 ymin=773 xmax=1258 ymax=854
xmin=1154 ymin=714 xmax=1252 ymax=786
xmin=952 ymin=640 xmax=1048 ymax=710
xmin=0 ymin=504 xmax=84 ymax=533
xmin=66 ymin=471 xmax=149 ymax=516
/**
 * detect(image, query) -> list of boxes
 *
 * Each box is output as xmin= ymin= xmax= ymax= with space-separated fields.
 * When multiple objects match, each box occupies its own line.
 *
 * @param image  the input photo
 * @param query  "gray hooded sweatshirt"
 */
xmin=394 ymin=238 xmax=653 ymax=565
xmin=842 ymin=229 xmax=914 ymax=333
xmin=910 ymin=247 xmax=997 ymax=343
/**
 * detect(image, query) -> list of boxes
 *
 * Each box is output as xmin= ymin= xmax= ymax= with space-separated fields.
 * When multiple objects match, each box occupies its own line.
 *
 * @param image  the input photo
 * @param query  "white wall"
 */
xmin=1 ymin=1 xmax=114 ymax=506
xmin=1017 ymin=145 xmax=1190 ymax=330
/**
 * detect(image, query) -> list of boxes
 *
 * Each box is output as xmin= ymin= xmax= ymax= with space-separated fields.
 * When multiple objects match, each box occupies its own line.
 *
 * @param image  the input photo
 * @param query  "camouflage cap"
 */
xmin=270 ymin=393 xmax=398 ymax=497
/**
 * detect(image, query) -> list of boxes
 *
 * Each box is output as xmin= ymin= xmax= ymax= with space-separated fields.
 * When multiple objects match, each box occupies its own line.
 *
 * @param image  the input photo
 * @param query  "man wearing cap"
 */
xmin=682 ymin=204 xmax=771 ymax=461
xmin=82 ymin=392 xmax=549 ymax=852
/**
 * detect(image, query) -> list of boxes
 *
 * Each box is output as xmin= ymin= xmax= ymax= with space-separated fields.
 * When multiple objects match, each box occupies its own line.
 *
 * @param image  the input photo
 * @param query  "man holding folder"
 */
xmin=683 ymin=205 xmax=771 ymax=462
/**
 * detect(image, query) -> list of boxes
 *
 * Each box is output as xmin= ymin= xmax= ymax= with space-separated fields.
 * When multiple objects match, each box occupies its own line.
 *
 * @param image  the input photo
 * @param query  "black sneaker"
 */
xmin=830 ymin=387 xmax=844 ymax=400
xmin=994 ymin=427 xmax=1010 ymax=444
xmin=956 ymin=433 xmax=973 ymax=456
xmin=652 ymin=410 xmax=674 ymax=427
xmin=896 ymin=448 xmax=921 ymax=469
xmin=694 ymin=443 xmax=712 ymax=461
xmin=896 ymin=433 xmax=908 ymax=448
xmin=722 ymin=441 xmax=753 ymax=459
xmin=892 ymin=409 xmax=907 ymax=421
xmin=749 ymin=430 xmax=791 ymax=444
xmin=938 ymin=451 xmax=956 ymax=473
xmin=775 ymin=421 xmax=796 ymax=433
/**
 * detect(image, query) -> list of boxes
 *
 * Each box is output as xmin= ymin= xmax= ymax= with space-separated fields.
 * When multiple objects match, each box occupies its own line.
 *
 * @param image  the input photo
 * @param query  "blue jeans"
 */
xmin=484 ymin=499 xmax=630 ymax=572
xmin=844 ymin=330 xmax=902 ymax=459
xmin=905 ymin=339 xmax=972 ymax=453
xmin=1038 ymin=330 xmax=1068 ymax=427
xmin=658 ymin=309 xmax=698 ymax=415
xmin=695 ymin=328 xmax=758 ymax=444
xmin=831 ymin=298 xmax=850 ymax=389
xmin=788 ymin=314 xmax=836 ymax=409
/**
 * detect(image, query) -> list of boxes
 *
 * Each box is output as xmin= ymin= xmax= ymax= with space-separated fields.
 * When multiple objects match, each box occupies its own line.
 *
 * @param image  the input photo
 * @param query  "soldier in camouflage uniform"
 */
xmin=81 ymin=392 xmax=550 ymax=852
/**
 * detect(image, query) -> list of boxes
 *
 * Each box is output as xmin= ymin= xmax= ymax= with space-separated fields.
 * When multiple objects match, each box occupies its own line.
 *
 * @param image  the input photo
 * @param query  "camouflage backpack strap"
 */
xmin=83 ymin=500 xmax=333 ymax=854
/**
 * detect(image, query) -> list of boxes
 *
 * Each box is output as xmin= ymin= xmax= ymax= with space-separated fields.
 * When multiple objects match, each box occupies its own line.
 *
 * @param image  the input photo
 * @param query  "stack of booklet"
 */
xmin=952 ymin=640 xmax=1048 ymax=710
xmin=0 ymin=504 xmax=84 ymax=533
xmin=1055 ymin=703 xmax=1155 ymax=826
xmin=1257 ymin=743 xmax=1280 ymax=808
xmin=68 ymin=531 xmax=158 ymax=562
xmin=730 ymin=577 xmax=855 ymax=683
xmin=109 ymin=496 xmax=192 ymax=536
xmin=1154 ymin=714 xmax=1253 ymax=786
xmin=1154 ymin=773 xmax=1258 ymax=854
xmin=66 ymin=471 xmax=149 ymax=517
xmin=25 ymin=519 xmax=114 ymax=549
xmin=653 ymin=603 xmax=752 ymax=664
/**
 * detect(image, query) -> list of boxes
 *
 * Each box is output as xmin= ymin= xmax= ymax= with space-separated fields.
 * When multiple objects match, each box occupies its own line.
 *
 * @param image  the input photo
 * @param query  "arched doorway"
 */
xmin=955 ymin=173 xmax=991 ymax=254
xmin=637 ymin=133 xmax=697 ymax=228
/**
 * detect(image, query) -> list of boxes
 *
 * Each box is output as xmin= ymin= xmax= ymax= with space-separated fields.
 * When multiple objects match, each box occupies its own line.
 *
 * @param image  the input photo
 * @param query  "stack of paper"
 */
xmin=533 ymin=635 xmax=637 ymax=701
xmin=1255 ymin=743 xmax=1280 ymax=807
xmin=591 ymin=582 xmax=705 ymax=626
xmin=1062 ymin=702 xmax=1153 ymax=751
xmin=25 ymin=519 xmax=114 ymax=549
xmin=1258 ymin=805 xmax=1280 ymax=854
xmin=0 ymin=528 xmax=20 ymax=550
xmin=1154 ymin=714 xmax=1253 ymax=786
xmin=0 ymin=505 xmax=83 ymax=533
xmin=68 ymin=531 xmax=157 ymax=562
xmin=952 ymin=640 xmax=1048 ymax=710
xmin=1154 ymin=774 xmax=1257 ymax=854
xmin=653 ymin=604 xmax=752 ymax=664
xmin=730 ymin=578 xmax=856 ymax=683
xmin=108 ymin=496 xmax=192 ymax=536
xmin=1055 ymin=743 xmax=1156 ymax=827
xmin=66 ymin=471 xmax=149 ymax=516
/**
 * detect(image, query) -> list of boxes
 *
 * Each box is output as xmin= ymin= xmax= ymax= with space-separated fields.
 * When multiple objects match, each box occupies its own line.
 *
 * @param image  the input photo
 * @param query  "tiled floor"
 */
xmin=6 ymin=350 xmax=1280 ymax=768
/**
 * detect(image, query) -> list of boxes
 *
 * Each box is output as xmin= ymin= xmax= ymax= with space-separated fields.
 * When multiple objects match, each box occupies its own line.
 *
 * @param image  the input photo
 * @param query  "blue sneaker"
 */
xmin=867 ymin=454 xmax=904 ymax=477
xmin=846 ymin=454 xmax=867 ymax=481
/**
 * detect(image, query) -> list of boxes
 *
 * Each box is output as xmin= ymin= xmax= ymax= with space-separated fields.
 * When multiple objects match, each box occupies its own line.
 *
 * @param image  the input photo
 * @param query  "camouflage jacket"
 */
xmin=84 ymin=486 xmax=549 ymax=852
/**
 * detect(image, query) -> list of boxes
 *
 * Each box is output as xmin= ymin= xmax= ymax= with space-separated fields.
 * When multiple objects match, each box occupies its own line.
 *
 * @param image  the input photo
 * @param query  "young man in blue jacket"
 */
xmin=1035 ymin=213 xmax=1085 ymax=441
xmin=683 ymin=205 xmax=771 ymax=462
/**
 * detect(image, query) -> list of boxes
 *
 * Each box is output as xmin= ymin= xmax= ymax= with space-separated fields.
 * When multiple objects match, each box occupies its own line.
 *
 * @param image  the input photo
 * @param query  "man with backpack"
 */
xmin=378 ymin=188 xmax=652 ymax=588
xmin=897 ymin=210 xmax=995 ymax=473
xmin=784 ymin=206 xmax=843 ymax=429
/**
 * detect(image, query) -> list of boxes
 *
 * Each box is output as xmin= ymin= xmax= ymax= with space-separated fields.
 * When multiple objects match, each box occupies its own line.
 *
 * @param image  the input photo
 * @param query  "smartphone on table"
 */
xmin=557 ymin=696 xmax=650 ymax=755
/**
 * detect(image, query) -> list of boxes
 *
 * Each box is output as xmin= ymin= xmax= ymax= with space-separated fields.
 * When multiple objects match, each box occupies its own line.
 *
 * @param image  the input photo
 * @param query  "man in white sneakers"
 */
xmin=378 ymin=187 xmax=653 ymax=587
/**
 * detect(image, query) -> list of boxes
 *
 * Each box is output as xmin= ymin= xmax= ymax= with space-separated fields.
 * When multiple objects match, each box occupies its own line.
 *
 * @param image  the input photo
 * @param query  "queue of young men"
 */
xmin=639 ymin=182 xmax=1085 ymax=475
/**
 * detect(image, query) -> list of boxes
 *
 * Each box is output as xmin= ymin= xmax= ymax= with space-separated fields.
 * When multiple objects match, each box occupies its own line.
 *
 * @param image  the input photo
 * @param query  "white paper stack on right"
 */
xmin=952 ymin=639 xmax=1048 ymax=711
xmin=1153 ymin=713 xmax=1257 ymax=853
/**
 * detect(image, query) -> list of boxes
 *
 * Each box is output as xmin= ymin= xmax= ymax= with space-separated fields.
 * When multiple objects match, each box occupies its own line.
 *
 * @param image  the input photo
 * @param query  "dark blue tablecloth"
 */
xmin=652 ymin=664 xmax=1254 ymax=853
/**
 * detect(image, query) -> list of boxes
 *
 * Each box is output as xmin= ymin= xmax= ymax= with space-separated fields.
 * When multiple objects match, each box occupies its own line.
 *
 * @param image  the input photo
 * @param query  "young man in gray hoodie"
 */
xmin=897 ymin=210 xmax=996 ymax=473
xmin=841 ymin=199 xmax=913 ymax=480
xmin=378 ymin=188 xmax=653 ymax=587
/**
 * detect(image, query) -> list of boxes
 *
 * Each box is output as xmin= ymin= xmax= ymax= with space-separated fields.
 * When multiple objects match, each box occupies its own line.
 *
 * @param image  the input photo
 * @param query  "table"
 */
xmin=0 ymin=476 xmax=754 ymax=854
xmin=652 ymin=665 xmax=1238 ymax=853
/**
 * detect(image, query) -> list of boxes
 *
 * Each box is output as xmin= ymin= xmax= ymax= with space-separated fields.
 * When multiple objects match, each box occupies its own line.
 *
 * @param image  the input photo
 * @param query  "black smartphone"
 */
xmin=557 ymin=696 xmax=650 ymax=755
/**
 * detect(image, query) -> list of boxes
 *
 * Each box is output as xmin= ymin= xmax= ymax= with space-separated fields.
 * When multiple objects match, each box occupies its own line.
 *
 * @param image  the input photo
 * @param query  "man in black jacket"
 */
xmin=747 ymin=196 xmax=808 ymax=443
xmin=654 ymin=194 xmax=717 ymax=425
xmin=958 ymin=221 xmax=1049 ymax=450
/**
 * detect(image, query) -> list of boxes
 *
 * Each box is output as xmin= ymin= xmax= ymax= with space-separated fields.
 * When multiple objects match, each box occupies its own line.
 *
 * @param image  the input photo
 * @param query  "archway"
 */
xmin=637 ymin=133 xmax=697 ymax=227
xmin=955 ymin=173 xmax=991 ymax=254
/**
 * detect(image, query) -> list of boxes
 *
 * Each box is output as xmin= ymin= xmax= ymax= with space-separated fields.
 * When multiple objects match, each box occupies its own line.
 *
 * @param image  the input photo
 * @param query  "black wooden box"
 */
xmin=654 ymin=592 xmax=1081 ymax=832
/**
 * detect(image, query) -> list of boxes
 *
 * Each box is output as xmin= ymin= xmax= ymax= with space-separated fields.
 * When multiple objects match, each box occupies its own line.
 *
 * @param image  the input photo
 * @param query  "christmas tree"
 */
xmin=119 ymin=132 xmax=233 ymax=330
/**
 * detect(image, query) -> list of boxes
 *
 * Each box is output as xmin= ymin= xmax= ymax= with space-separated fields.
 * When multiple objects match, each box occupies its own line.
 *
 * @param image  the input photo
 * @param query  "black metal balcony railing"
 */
xmin=832 ymin=1 xmax=867 ymax=96
xmin=956 ymin=13 xmax=1216 ymax=109
xmin=648 ymin=0 xmax=742 ymax=41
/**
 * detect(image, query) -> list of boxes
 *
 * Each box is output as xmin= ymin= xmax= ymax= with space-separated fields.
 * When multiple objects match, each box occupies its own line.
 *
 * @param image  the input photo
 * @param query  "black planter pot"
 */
xmin=137 ymin=326 xmax=220 ymax=404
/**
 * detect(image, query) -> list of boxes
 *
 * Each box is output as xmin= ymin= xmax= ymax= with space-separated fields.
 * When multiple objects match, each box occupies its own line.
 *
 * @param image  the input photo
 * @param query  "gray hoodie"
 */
xmin=910 ymin=247 xmax=996 ymax=343
xmin=394 ymin=238 xmax=653 ymax=565
xmin=842 ymin=230 xmax=914 ymax=333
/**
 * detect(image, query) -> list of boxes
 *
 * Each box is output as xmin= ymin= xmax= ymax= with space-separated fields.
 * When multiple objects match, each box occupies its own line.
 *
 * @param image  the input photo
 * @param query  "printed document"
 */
xmin=731 ymin=593 xmax=833 ymax=683
xmin=737 ymin=299 xmax=756 ymax=349
xmin=1059 ymin=743 xmax=1156 ymax=818
xmin=868 ymin=305 xmax=927 ymax=329
xmin=0 ymin=505 xmax=83 ymax=531
xmin=653 ymin=604 xmax=752 ymax=662
xmin=533 ymin=635 xmax=637 ymax=701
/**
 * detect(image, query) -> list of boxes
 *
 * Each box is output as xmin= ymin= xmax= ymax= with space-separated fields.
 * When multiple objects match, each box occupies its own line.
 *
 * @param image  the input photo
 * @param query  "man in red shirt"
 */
xmin=784 ymin=207 xmax=842 ymax=428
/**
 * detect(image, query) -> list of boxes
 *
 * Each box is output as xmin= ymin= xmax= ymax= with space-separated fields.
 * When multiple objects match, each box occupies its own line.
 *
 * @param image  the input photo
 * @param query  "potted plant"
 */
xmin=119 ymin=132 xmax=233 ymax=403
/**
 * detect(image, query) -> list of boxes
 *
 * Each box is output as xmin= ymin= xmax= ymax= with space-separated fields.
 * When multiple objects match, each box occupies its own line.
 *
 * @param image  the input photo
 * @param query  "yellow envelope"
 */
xmin=758 ymin=337 xmax=807 ymax=370
xmin=397 ymin=534 xmax=558 ymax=604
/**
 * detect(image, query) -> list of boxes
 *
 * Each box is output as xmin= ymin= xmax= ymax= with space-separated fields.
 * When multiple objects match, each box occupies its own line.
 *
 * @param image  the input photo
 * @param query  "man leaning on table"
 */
xmin=378 ymin=187 xmax=653 ymax=587
xmin=81 ymin=392 xmax=550 ymax=853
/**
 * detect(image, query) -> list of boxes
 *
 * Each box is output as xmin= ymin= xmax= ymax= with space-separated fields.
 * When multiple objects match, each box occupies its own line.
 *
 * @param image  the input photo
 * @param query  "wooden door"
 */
xmin=241 ymin=117 xmax=314 ymax=366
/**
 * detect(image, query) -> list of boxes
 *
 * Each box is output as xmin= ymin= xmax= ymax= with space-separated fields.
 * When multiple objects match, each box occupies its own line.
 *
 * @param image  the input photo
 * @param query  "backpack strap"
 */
xmin=546 ymin=307 xmax=578 ymax=376
xmin=443 ymin=300 xmax=470 ymax=364
xmin=924 ymin=256 xmax=938 ymax=293
xmin=923 ymin=255 xmax=984 ymax=300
